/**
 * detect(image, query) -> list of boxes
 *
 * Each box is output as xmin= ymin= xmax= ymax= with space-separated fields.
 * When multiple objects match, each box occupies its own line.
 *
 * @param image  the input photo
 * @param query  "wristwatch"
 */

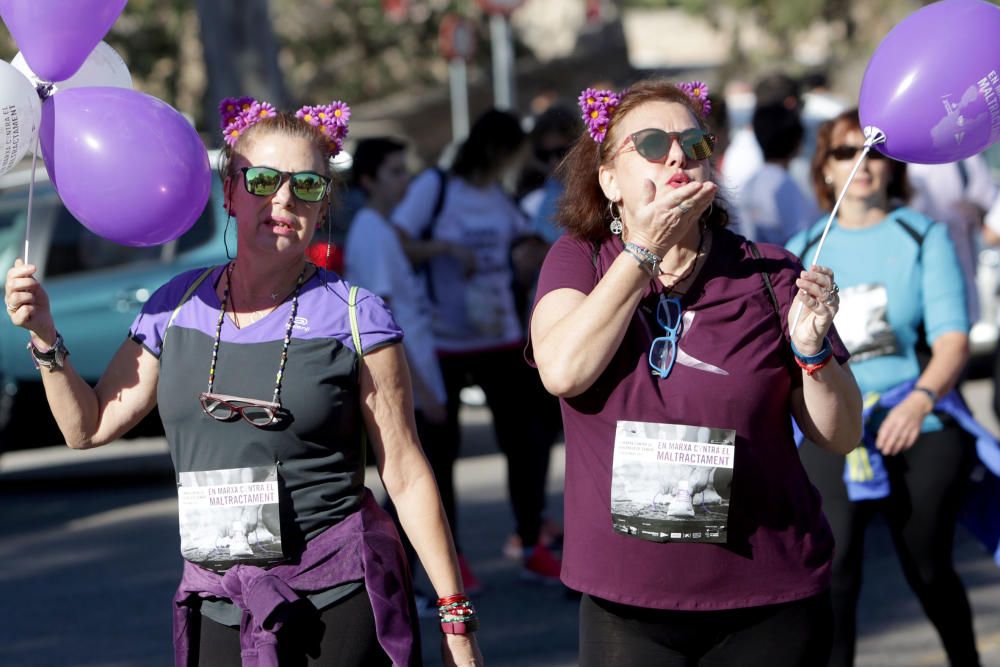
xmin=28 ymin=333 xmax=69 ymax=372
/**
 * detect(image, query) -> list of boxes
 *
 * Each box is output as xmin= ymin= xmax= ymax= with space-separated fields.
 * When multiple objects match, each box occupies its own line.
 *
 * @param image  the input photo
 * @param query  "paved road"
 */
xmin=2 ymin=381 xmax=1000 ymax=666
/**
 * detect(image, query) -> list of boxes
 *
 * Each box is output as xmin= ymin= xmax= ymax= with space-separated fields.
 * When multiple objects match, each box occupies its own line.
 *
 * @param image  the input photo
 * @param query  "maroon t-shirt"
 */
xmin=527 ymin=228 xmax=849 ymax=610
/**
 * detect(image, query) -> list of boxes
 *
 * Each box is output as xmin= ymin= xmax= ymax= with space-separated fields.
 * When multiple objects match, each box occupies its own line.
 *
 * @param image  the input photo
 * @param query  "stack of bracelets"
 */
xmin=623 ymin=241 xmax=663 ymax=277
xmin=791 ymin=338 xmax=833 ymax=376
xmin=437 ymin=594 xmax=480 ymax=635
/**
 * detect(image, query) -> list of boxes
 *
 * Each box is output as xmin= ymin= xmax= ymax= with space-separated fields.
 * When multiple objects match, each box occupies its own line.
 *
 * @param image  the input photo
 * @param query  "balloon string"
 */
xmin=788 ymin=129 xmax=884 ymax=338
xmin=23 ymin=131 xmax=40 ymax=265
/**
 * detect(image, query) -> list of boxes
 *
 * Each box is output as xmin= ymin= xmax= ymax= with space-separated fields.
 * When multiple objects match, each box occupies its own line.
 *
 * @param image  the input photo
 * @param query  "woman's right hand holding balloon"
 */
xmin=626 ymin=178 xmax=716 ymax=256
xmin=5 ymin=258 xmax=56 ymax=344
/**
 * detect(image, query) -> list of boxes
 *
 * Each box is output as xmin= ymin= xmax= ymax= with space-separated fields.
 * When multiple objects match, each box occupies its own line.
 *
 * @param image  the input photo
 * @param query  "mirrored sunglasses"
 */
xmin=618 ymin=128 xmax=715 ymax=162
xmin=648 ymin=296 xmax=684 ymax=380
xmin=199 ymin=392 xmax=282 ymax=428
xmin=241 ymin=166 xmax=331 ymax=202
xmin=827 ymin=145 xmax=887 ymax=162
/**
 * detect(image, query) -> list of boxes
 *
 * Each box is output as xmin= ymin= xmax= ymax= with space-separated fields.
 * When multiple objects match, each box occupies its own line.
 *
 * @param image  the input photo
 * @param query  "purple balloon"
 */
xmin=40 ymin=87 xmax=211 ymax=247
xmin=0 ymin=0 xmax=127 ymax=83
xmin=859 ymin=0 xmax=1000 ymax=164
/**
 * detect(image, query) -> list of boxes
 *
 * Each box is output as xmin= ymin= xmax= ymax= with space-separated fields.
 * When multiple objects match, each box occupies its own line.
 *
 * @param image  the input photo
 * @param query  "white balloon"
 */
xmin=12 ymin=41 xmax=131 ymax=91
xmin=0 ymin=61 xmax=41 ymax=176
xmin=11 ymin=41 xmax=131 ymax=159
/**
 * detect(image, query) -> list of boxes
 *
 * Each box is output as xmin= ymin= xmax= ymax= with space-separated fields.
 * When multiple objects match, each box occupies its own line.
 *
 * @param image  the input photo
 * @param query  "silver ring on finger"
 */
xmin=823 ymin=282 xmax=839 ymax=305
xmin=676 ymin=199 xmax=692 ymax=213
xmin=5 ymin=300 xmax=17 ymax=312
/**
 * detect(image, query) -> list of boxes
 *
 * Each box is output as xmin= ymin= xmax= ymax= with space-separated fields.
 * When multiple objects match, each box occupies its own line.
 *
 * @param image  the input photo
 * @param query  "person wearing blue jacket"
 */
xmin=787 ymin=108 xmax=981 ymax=667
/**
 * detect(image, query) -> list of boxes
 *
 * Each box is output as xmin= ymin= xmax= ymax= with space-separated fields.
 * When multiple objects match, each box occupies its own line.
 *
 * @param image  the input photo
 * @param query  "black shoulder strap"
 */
xmin=956 ymin=160 xmax=970 ymax=192
xmin=747 ymin=241 xmax=781 ymax=317
xmin=800 ymin=213 xmax=929 ymax=266
xmin=892 ymin=215 xmax=928 ymax=263
xmin=421 ymin=167 xmax=448 ymax=241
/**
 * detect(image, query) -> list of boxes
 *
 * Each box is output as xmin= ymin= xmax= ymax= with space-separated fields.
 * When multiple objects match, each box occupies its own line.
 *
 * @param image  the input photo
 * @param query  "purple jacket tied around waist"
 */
xmin=172 ymin=490 xmax=416 ymax=666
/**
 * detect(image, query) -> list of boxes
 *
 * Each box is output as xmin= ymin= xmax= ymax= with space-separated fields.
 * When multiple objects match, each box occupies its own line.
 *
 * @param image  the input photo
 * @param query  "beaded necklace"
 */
xmin=207 ymin=263 xmax=307 ymax=406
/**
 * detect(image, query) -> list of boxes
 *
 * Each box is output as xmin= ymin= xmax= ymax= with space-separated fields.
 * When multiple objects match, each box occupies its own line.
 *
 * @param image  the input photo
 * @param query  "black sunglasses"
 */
xmin=616 ymin=128 xmax=715 ymax=162
xmin=241 ymin=166 xmax=331 ymax=202
xmin=827 ymin=145 xmax=887 ymax=162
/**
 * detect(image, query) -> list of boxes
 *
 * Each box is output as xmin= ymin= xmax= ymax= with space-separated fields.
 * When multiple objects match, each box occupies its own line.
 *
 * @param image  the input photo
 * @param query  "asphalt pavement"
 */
xmin=3 ymin=382 xmax=1000 ymax=666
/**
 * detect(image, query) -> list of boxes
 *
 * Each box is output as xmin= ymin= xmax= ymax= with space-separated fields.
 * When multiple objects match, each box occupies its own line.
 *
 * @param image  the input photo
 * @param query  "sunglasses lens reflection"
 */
xmin=290 ymin=174 xmax=328 ymax=202
xmin=634 ymin=129 xmax=713 ymax=162
xmin=681 ymin=130 xmax=714 ymax=161
xmin=245 ymin=167 xmax=282 ymax=196
xmin=635 ymin=131 xmax=671 ymax=161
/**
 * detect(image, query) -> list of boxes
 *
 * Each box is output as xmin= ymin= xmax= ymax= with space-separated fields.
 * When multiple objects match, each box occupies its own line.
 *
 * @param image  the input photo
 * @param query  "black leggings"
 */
xmin=432 ymin=346 xmax=560 ymax=548
xmin=579 ymin=591 xmax=833 ymax=666
xmin=799 ymin=426 xmax=980 ymax=667
xmin=195 ymin=587 xmax=399 ymax=666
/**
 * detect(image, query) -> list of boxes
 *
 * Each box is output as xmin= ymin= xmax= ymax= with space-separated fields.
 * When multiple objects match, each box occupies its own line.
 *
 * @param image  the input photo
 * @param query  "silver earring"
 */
xmin=608 ymin=200 xmax=623 ymax=236
xmin=824 ymin=175 xmax=833 ymax=185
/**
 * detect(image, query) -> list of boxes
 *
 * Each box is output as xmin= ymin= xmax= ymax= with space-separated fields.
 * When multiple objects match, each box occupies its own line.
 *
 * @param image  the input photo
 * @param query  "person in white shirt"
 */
xmin=345 ymin=136 xmax=457 ymax=612
xmin=393 ymin=109 xmax=563 ymax=584
xmin=740 ymin=104 xmax=819 ymax=245
xmin=909 ymin=155 xmax=999 ymax=324
xmin=345 ymin=138 xmax=447 ymax=421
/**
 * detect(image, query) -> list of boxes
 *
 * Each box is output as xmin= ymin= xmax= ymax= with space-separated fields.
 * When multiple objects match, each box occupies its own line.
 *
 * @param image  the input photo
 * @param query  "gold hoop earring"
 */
xmin=608 ymin=200 xmax=623 ymax=236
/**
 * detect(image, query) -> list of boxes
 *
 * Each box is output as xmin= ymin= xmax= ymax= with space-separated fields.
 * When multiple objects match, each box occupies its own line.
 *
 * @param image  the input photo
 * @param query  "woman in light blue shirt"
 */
xmin=786 ymin=108 xmax=980 ymax=667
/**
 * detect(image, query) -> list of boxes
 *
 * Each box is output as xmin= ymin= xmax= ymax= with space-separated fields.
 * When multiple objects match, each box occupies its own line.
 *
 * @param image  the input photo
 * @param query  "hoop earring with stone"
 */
xmin=608 ymin=200 xmax=623 ymax=236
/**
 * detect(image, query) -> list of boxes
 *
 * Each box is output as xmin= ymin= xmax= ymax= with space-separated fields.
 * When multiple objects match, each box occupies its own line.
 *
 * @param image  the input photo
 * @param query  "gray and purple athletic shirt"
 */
xmin=130 ymin=265 xmax=402 ymax=556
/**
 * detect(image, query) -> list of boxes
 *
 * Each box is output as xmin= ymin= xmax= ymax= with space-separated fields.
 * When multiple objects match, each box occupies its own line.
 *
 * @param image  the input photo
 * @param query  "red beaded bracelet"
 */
xmin=794 ymin=354 xmax=833 ymax=376
xmin=436 ymin=593 xmax=469 ymax=607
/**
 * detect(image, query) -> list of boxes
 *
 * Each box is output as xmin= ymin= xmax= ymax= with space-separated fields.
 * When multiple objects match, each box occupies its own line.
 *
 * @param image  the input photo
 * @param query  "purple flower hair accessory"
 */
xmin=219 ymin=96 xmax=351 ymax=157
xmin=679 ymin=81 xmax=712 ymax=117
xmin=304 ymin=100 xmax=351 ymax=156
xmin=578 ymin=87 xmax=621 ymax=143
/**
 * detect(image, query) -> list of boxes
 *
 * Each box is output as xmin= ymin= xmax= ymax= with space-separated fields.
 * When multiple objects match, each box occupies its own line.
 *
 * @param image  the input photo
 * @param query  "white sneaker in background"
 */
xmin=460 ymin=385 xmax=487 ymax=406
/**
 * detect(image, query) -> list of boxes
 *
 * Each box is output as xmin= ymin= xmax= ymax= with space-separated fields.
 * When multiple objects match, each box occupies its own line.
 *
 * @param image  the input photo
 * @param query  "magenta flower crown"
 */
xmin=578 ymin=81 xmax=712 ymax=144
xmin=219 ymin=97 xmax=351 ymax=157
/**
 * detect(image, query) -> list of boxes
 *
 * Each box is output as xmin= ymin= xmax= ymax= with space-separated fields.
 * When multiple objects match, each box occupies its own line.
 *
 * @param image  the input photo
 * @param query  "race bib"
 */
xmin=835 ymin=283 xmax=899 ymax=362
xmin=611 ymin=420 xmax=736 ymax=543
xmin=177 ymin=464 xmax=284 ymax=570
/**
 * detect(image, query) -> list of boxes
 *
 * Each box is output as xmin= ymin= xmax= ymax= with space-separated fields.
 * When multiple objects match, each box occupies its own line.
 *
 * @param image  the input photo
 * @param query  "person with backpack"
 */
xmin=787 ymin=108 xmax=980 ymax=667
xmin=528 ymin=78 xmax=862 ymax=666
xmin=393 ymin=108 xmax=563 ymax=585
xmin=5 ymin=99 xmax=482 ymax=666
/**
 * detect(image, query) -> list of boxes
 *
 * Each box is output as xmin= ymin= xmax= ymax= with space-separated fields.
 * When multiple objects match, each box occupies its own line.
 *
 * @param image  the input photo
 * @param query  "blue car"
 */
xmin=0 ymin=152 xmax=230 ymax=450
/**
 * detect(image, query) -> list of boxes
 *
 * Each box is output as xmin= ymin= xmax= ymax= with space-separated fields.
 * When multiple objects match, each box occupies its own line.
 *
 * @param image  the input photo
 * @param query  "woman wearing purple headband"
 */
xmin=5 ymin=97 xmax=482 ymax=666
xmin=525 ymin=78 xmax=862 ymax=665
